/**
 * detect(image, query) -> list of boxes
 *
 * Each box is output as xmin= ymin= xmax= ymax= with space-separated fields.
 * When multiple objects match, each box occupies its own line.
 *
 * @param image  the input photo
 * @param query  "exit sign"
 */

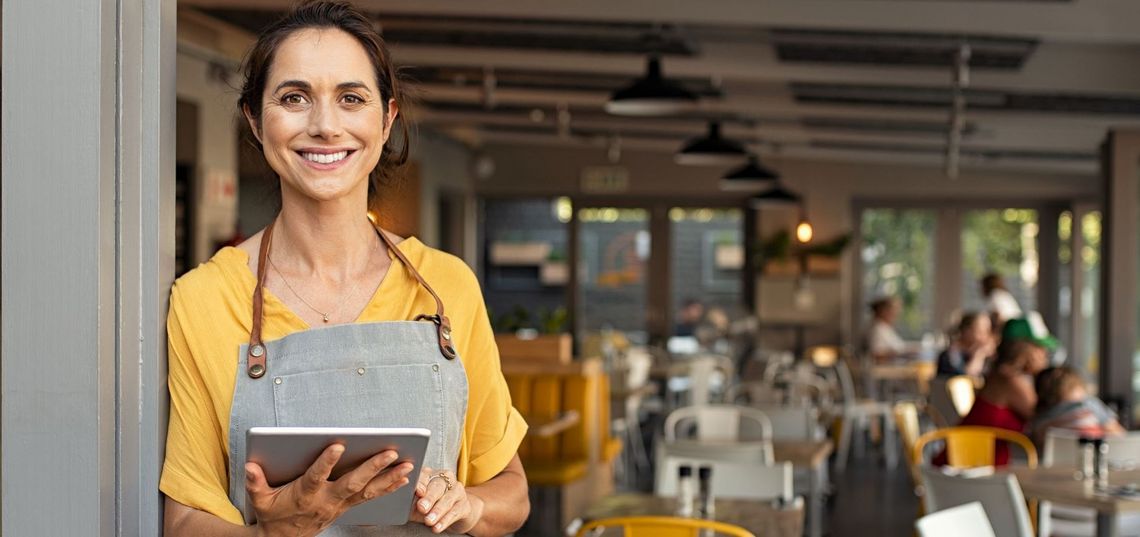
xmin=580 ymin=166 xmax=630 ymax=193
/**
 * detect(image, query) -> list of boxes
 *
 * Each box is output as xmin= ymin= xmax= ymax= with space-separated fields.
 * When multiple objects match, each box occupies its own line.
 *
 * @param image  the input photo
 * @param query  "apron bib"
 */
xmin=226 ymin=220 xmax=468 ymax=536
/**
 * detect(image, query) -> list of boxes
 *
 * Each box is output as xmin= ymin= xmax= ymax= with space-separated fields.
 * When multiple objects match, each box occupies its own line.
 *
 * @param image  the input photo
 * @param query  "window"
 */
xmin=860 ymin=209 xmax=937 ymax=340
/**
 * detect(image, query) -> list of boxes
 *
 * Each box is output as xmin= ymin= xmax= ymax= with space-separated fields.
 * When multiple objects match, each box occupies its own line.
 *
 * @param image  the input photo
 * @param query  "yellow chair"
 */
xmin=575 ymin=516 xmax=756 ymax=537
xmin=894 ymin=401 xmax=923 ymax=488
xmin=946 ymin=375 xmax=977 ymax=417
xmin=913 ymin=426 xmax=1038 ymax=469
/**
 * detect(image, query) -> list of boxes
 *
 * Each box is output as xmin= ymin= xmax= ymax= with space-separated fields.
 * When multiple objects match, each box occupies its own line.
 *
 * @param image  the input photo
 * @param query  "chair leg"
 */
xmin=835 ymin=415 xmax=853 ymax=472
xmin=883 ymin=413 xmax=898 ymax=469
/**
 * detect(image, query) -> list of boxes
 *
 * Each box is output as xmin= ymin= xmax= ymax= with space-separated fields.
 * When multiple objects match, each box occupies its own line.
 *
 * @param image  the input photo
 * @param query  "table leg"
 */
xmin=1097 ymin=512 xmax=1118 ymax=537
xmin=809 ymin=463 xmax=824 ymax=537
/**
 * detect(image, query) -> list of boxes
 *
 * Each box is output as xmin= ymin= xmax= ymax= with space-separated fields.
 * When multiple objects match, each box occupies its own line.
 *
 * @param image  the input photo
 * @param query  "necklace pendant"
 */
xmin=322 ymin=314 xmax=330 ymax=323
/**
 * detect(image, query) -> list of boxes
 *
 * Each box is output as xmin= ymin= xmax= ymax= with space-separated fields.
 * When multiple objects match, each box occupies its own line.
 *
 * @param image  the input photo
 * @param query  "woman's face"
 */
xmin=962 ymin=315 xmax=992 ymax=347
xmin=247 ymin=28 xmax=397 ymax=204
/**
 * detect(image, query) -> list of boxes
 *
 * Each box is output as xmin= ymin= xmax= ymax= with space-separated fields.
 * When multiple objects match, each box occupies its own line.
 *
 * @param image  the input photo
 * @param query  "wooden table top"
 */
xmin=870 ymin=362 xmax=936 ymax=379
xmin=1010 ymin=467 xmax=1140 ymax=514
xmin=522 ymin=411 xmax=580 ymax=438
xmin=583 ymin=493 xmax=804 ymax=537
xmin=773 ymin=440 xmax=834 ymax=469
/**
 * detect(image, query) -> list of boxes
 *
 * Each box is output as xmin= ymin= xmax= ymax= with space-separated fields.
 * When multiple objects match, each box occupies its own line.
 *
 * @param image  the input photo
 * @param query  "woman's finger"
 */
xmin=333 ymin=450 xmax=398 ymax=499
xmin=349 ymin=461 xmax=414 ymax=504
xmin=244 ymin=462 xmax=273 ymax=511
xmin=300 ymin=443 xmax=346 ymax=494
xmin=415 ymin=472 xmax=449 ymax=515
xmin=424 ymin=487 xmax=461 ymax=529
xmin=430 ymin=497 xmax=468 ymax=534
xmin=415 ymin=466 xmax=434 ymax=497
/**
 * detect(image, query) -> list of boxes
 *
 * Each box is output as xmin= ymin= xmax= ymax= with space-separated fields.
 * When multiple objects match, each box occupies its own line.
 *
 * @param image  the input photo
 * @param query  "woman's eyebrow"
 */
xmin=273 ymin=79 xmax=310 ymax=93
xmin=337 ymin=81 xmax=371 ymax=92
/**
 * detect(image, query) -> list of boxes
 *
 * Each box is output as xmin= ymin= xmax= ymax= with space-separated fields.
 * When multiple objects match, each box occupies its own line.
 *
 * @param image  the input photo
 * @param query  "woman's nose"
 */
xmin=307 ymin=100 xmax=342 ymax=138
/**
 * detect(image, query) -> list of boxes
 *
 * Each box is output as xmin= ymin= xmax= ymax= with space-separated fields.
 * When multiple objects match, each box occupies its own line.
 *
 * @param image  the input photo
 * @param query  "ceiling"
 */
xmin=180 ymin=0 xmax=1140 ymax=174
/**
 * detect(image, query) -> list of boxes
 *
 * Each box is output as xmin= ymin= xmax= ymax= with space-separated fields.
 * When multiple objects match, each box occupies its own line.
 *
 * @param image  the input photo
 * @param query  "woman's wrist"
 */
xmin=460 ymin=488 xmax=487 ymax=535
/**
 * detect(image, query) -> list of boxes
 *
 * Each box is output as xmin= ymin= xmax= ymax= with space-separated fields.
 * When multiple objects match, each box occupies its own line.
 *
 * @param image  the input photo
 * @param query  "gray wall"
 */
xmin=3 ymin=0 xmax=175 ymax=534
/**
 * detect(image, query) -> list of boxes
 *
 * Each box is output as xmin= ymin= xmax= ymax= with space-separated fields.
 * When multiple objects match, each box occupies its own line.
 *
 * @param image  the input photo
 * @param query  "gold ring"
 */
xmin=428 ymin=472 xmax=454 ymax=491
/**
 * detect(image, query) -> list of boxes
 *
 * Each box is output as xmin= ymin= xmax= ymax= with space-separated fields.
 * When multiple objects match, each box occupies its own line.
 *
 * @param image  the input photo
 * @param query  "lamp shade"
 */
xmin=605 ymin=57 xmax=698 ymax=116
xmin=675 ymin=122 xmax=748 ymax=166
xmin=749 ymin=183 xmax=801 ymax=207
xmin=719 ymin=154 xmax=779 ymax=190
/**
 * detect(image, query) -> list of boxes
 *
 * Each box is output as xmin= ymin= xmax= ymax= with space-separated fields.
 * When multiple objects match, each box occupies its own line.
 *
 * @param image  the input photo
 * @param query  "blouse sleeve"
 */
xmin=457 ymin=276 xmax=528 ymax=486
xmin=159 ymin=285 xmax=245 ymax=524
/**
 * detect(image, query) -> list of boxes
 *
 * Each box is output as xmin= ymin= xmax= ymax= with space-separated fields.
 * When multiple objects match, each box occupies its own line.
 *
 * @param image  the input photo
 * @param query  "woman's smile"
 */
xmin=296 ymin=147 xmax=358 ymax=171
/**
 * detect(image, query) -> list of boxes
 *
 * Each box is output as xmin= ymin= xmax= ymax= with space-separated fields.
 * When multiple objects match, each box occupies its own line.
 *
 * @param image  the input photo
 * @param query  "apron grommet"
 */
xmin=250 ymin=344 xmax=265 ymax=358
xmin=274 ymin=377 xmax=282 ymax=385
xmin=248 ymin=364 xmax=265 ymax=378
xmin=357 ymin=367 xmax=366 ymax=375
xmin=432 ymin=364 xmax=439 ymax=372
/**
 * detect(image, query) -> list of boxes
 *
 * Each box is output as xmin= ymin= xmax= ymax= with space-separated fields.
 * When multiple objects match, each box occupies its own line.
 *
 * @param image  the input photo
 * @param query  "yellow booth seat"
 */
xmin=503 ymin=357 xmax=622 ymax=533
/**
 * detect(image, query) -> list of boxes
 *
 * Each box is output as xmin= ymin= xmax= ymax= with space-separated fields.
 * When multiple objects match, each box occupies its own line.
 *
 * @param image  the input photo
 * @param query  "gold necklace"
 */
xmin=266 ymin=253 xmax=364 ymax=324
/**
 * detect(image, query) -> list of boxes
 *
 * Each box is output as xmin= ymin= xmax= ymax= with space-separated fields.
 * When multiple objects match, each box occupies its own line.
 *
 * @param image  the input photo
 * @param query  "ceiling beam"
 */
xmin=180 ymin=0 xmax=1140 ymax=45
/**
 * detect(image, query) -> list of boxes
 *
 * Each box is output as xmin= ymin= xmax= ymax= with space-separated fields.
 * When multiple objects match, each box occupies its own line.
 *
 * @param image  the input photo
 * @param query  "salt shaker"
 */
xmin=676 ymin=465 xmax=695 ymax=517
xmin=1078 ymin=437 xmax=1096 ymax=480
xmin=697 ymin=465 xmax=715 ymax=519
xmin=1094 ymin=439 xmax=1110 ymax=490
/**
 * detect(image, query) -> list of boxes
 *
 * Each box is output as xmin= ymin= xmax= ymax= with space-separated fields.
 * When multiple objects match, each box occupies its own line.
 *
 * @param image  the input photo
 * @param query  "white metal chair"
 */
xmin=664 ymin=404 xmax=772 ymax=443
xmin=1039 ymin=430 xmax=1140 ymax=537
xmin=662 ymin=405 xmax=775 ymax=465
xmin=655 ymin=455 xmax=793 ymax=501
xmin=832 ymin=359 xmax=896 ymax=471
xmin=919 ymin=465 xmax=1034 ymax=537
xmin=751 ymin=404 xmax=824 ymax=441
xmin=915 ymin=502 xmax=996 ymax=537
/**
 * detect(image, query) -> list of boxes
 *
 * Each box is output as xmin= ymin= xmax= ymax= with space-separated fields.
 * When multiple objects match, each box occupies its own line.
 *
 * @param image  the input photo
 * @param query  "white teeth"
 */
xmin=301 ymin=150 xmax=348 ymax=164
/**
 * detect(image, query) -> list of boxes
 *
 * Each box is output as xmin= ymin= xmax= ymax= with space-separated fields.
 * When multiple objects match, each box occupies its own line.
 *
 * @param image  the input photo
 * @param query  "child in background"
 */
xmin=1029 ymin=366 xmax=1123 ymax=447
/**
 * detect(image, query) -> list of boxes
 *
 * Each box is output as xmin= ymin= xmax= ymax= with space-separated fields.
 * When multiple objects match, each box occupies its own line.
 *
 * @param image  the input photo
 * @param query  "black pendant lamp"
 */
xmin=675 ymin=122 xmax=748 ymax=166
xmin=606 ymin=56 xmax=698 ymax=116
xmin=749 ymin=182 xmax=801 ymax=207
xmin=719 ymin=154 xmax=779 ymax=191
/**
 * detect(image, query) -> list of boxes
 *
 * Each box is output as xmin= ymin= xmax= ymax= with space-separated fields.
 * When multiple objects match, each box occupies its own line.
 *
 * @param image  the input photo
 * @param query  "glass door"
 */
xmin=576 ymin=207 xmax=651 ymax=345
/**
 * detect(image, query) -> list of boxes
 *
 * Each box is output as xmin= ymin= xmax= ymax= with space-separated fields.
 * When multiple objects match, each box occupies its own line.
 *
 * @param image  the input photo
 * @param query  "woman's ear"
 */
xmin=242 ymin=104 xmax=263 ymax=145
xmin=382 ymin=98 xmax=399 ymax=140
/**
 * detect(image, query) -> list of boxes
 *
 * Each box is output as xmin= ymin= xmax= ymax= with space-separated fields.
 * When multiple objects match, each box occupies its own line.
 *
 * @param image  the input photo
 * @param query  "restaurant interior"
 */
xmin=173 ymin=1 xmax=1140 ymax=536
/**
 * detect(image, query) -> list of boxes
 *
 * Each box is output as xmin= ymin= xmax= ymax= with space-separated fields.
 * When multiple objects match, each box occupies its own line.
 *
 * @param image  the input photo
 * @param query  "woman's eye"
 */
xmin=343 ymin=94 xmax=364 ymax=105
xmin=282 ymin=94 xmax=306 ymax=105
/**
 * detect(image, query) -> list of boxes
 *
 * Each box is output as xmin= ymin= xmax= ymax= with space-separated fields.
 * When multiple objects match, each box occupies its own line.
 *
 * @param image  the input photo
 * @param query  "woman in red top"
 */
xmin=943 ymin=319 xmax=1051 ymax=465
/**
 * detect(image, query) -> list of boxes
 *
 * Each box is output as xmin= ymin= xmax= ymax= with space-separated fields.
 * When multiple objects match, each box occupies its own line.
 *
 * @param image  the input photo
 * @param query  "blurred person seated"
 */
xmin=1029 ymin=365 xmax=1123 ymax=447
xmin=936 ymin=312 xmax=996 ymax=378
xmin=864 ymin=297 xmax=909 ymax=363
xmin=939 ymin=317 xmax=1054 ymax=466
xmin=674 ymin=298 xmax=705 ymax=337
xmin=982 ymin=272 xmax=1023 ymax=327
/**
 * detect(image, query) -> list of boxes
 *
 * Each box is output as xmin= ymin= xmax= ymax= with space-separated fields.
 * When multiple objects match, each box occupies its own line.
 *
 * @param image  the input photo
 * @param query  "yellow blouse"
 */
xmin=160 ymin=238 xmax=527 ymax=524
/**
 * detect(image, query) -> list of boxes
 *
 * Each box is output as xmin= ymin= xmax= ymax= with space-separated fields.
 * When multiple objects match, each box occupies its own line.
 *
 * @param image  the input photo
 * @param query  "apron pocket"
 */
xmin=271 ymin=364 xmax=444 ymax=434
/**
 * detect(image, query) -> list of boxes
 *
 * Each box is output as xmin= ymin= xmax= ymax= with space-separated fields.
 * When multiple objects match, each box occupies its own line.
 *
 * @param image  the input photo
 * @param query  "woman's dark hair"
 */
xmin=238 ymin=0 xmax=410 ymax=202
xmin=981 ymin=273 xmax=1005 ymax=296
xmin=1034 ymin=366 xmax=1085 ymax=412
xmin=992 ymin=338 xmax=1037 ymax=376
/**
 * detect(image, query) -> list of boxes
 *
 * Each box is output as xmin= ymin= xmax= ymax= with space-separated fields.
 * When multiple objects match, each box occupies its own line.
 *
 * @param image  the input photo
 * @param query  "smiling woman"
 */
xmin=160 ymin=2 xmax=530 ymax=537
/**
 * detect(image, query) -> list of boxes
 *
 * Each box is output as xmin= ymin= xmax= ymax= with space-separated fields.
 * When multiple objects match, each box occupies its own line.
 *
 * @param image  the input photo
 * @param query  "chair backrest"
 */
xmin=894 ymin=401 xmax=923 ymax=486
xmin=834 ymin=359 xmax=859 ymax=405
xmin=914 ymin=426 xmax=1038 ymax=468
xmin=927 ymin=377 xmax=959 ymax=427
xmin=684 ymin=354 xmax=735 ymax=406
xmin=1043 ymin=429 xmax=1140 ymax=468
xmin=919 ymin=466 xmax=1034 ymax=537
xmin=915 ymin=501 xmax=996 ymax=537
xmin=658 ymin=436 xmax=774 ymax=465
xmin=946 ymin=376 xmax=976 ymax=417
xmin=655 ymin=456 xmax=793 ymax=501
xmin=575 ymin=516 xmax=756 ymax=537
xmin=664 ymin=405 xmax=773 ymax=443
xmin=751 ymin=404 xmax=822 ymax=441
xmin=725 ymin=381 xmax=783 ymax=406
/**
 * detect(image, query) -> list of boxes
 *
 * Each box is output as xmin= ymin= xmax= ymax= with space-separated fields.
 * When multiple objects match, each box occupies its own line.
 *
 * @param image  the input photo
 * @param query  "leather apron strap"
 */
xmin=246 ymin=218 xmax=457 ymax=379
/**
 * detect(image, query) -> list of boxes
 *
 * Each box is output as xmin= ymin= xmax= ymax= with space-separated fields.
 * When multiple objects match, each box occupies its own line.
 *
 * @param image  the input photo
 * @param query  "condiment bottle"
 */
xmin=676 ymin=465 xmax=694 ymax=517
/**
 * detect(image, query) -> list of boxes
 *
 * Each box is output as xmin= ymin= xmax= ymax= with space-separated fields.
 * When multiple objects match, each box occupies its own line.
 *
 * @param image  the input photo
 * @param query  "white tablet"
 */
xmin=246 ymin=426 xmax=431 ymax=526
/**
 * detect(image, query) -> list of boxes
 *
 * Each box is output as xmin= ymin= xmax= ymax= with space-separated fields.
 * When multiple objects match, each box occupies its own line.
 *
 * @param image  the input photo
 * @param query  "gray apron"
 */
xmin=226 ymin=219 xmax=469 ymax=536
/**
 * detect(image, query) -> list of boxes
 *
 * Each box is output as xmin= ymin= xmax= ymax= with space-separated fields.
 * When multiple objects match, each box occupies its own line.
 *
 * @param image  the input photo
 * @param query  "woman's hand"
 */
xmin=245 ymin=443 xmax=415 ymax=537
xmin=411 ymin=467 xmax=484 ymax=534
